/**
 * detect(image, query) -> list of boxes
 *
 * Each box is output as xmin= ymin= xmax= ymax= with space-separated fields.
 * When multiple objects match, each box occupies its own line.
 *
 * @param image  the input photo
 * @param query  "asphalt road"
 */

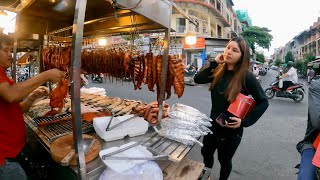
xmin=87 ymin=69 xmax=308 ymax=180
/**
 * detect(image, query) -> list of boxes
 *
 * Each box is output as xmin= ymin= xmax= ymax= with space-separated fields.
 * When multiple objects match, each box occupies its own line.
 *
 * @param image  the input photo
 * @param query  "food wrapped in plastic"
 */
xmin=199 ymin=125 xmax=213 ymax=134
xmin=157 ymin=128 xmax=203 ymax=146
xmin=168 ymin=110 xmax=212 ymax=127
xmin=171 ymin=103 xmax=212 ymax=122
xmin=161 ymin=118 xmax=210 ymax=136
xmin=162 ymin=126 xmax=202 ymax=138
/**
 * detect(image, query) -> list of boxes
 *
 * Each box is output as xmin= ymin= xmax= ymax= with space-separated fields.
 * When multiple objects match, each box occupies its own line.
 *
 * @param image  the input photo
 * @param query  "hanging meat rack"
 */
xmin=2 ymin=0 xmax=199 ymax=179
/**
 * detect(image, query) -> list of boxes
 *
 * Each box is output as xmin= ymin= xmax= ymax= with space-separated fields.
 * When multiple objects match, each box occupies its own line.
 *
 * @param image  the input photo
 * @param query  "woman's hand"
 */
xmin=29 ymin=86 xmax=49 ymax=101
xmin=215 ymin=54 xmax=225 ymax=64
xmin=226 ymin=117 xmax=242 ymax=129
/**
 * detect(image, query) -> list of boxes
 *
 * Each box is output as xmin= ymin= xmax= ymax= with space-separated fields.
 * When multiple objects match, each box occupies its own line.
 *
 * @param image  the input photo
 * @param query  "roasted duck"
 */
xmin=44 ymin=79 xmax=69 ymax=117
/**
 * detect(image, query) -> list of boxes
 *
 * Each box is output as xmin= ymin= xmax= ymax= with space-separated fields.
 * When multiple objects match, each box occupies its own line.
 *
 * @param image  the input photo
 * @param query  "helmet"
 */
xmin=287 ymin=61 xmax=293 ymax=66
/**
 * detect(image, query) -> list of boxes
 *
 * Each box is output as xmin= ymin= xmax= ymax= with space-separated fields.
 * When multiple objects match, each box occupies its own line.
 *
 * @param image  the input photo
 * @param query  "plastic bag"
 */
xmin=99 ymin=161 xmax=163 ymax=180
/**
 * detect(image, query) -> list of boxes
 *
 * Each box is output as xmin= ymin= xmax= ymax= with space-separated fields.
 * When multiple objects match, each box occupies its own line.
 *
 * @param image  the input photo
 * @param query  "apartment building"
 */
xmin=170 ymin=0 xmax=243 ymax=68
xmin=274 ymin=17 xmax=320 ymax=62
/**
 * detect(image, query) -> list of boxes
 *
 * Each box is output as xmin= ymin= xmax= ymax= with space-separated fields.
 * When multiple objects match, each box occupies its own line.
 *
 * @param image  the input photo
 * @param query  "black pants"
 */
xmin=281 ymin=81 xmax=294 ymax=91
xmin=201 ymin=130 xmax=243 ymax=180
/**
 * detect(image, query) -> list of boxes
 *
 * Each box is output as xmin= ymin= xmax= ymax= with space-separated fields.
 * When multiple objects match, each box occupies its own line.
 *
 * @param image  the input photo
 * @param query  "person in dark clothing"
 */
xmin=296 ymin=79 xmax=320 ymax=180
xmin=194 ymin=37 xmax=269 ymax=180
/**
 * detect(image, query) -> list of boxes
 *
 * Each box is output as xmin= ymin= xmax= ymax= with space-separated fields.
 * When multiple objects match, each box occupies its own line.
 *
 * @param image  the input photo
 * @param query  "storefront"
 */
xmin=205 ymin=37 xmax=229 ymax=59
xmin=183 ymin=37 xmax=206 ymax=70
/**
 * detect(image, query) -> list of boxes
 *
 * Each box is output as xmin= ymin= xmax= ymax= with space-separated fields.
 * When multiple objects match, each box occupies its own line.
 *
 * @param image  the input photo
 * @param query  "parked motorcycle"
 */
xmin=91 ymin=74 xmax=103 ymax=83
xmin=184 ymin=69 xmax=197 ymax=86
xmin=264 ymin=78 xmax=305 ymax=103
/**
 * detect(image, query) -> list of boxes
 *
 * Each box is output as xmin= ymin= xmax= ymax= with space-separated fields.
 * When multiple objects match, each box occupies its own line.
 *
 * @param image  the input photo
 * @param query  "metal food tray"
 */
xmin=141 ymin=133 xmax=193 ymax=162
xmin=30 ymin=113 xmax=94 ymax=143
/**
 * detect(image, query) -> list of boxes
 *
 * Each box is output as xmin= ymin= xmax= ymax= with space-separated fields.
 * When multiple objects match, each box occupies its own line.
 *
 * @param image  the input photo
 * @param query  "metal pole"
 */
xmin=70 ymin=0 xmax=87 ymax=179
xmin=157 ymin=0 xmax=172 ymax=123
xmin=12 ymin=37 xmax=18 ymax=82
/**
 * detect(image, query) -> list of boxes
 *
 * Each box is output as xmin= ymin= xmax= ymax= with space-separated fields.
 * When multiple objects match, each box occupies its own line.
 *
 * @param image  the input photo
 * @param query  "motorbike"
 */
xmin=264 ymin=77 xmax=305 ymax=103
xmin=184 ymin=69 xmax=197 ymax=86
xmin=91 ymin=74 xmax=103 ymax=83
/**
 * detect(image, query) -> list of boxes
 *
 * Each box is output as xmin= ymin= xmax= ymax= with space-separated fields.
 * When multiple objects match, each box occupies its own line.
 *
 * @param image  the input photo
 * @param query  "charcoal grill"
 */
xmin=28 ymin=113 xmax=94 ymax=143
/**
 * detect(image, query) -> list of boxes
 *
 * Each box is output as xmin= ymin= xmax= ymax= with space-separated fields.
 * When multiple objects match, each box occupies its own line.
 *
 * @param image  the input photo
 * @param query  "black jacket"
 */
xmin=194 ymin=61 xmax=269 ymax=135
xmin=297 ymin=79 xmax=320 ymax=154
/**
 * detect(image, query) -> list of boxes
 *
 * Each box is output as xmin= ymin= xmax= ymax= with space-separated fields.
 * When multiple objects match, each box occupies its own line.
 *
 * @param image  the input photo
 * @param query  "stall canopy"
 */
xmin=0 ymin=0 xmax=196 ymax=37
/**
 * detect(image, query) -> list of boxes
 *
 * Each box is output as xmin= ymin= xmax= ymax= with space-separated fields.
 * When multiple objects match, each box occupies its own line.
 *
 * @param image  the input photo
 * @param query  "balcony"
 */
xmin=173 ymin=0 xmax=231 ymax=27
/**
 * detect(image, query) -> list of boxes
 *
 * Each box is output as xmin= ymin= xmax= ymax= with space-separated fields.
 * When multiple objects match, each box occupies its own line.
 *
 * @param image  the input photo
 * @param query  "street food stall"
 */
xmin=1 ymin=0 xmax=212 ymax=179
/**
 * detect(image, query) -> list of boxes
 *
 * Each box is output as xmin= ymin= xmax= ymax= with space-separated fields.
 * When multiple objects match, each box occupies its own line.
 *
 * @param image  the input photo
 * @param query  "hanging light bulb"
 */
xmin=98 ymin=38 xmax=107 ymax=46
xmin=185 ymin=33 xmax=197 ymax=45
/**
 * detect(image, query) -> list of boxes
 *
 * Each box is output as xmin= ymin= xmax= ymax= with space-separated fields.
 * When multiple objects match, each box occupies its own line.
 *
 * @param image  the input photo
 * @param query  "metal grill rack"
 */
xmin=31 ymin=113 xmax=94 ymax=143
xmin=142 ymin=133 xmax=193 ymax=162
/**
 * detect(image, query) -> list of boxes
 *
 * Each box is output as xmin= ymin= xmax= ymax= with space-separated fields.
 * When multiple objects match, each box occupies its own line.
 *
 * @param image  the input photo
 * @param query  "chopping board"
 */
xmin=50 ymin=134 xmax=101 ymax=166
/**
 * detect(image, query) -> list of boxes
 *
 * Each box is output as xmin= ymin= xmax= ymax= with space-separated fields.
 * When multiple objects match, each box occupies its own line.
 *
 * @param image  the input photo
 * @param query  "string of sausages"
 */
xmin=42 ymin=47 xmax=185 ymax=99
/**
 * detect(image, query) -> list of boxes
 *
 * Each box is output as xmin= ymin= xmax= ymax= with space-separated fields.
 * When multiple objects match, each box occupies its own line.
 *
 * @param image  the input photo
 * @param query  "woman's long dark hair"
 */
xmin=209 ymin=37 xmax=250 ymax=102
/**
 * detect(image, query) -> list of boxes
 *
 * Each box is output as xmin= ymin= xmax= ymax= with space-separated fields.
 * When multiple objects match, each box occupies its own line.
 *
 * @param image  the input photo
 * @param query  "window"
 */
xmin=203 ymin=23 xmax=207 ymax=34
xmin=217 ymin=25 xmax=222 ymax=38
xmin=217 ymin=0 xmax=222 ymax=13
xmin=176 ymin=18 xmax=186 ymax=33
xmin=210 ymin=0 xmax=215 ymax=7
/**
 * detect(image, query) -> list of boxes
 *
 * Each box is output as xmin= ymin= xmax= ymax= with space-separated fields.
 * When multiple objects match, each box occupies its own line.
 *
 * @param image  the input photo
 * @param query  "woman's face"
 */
xmin=223 ymin=41 xmax=242 ymax=65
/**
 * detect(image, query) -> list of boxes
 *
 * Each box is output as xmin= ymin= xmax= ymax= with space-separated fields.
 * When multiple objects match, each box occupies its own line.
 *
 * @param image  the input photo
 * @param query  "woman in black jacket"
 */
xmin=194 ymin=37 xmax=269 ymax=180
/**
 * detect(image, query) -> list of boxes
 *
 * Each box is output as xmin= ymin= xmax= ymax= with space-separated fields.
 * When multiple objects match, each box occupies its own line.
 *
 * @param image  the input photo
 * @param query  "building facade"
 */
xmin=170 ymin=0 xmax=244 ymax=68
xmin=273 ymin=17 xmax=320 ymax=63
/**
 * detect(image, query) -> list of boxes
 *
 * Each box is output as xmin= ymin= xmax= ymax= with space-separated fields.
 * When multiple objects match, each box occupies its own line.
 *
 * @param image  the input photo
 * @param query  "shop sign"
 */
xmin=183 ymin=37 xmax=205 ymax=49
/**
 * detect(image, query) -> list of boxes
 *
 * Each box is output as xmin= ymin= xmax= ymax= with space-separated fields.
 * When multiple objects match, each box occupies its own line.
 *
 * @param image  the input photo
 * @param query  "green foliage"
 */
xmin=256 ymin=53 xmax=265 ymax=63
xmin=241 ymin=26 xmax=273 ymax=53
xmin=294 ymin=60 xmax=304 ymax=73
xmin=305 ymin=53 xmax=315 ymax=62
xmin=294 ymin=53 xmax=315 ymax=75
xmin=275 ymin=58 xmax=282 ymax=67
xmin=284 ymin=51 xmax=294 ymax=64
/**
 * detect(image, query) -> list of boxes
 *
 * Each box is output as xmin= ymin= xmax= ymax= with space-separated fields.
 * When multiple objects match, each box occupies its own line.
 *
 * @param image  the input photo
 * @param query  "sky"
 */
xmin=233 ymin=0 xmax=320 ymax=57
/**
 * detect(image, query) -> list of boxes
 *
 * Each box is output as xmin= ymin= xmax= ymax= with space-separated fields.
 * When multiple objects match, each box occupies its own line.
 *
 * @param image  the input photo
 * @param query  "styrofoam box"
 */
xmin=99 ymin=142 xmax=153 ymax=173
xmin=93 ymin=115 xmax=149 ymax=142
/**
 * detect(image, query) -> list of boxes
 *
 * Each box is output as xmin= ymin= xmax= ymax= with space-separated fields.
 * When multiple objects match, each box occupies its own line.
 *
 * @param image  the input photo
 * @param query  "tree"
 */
xmin=294 ymin=60 xmax=303 ymax=73
xmin=256 ymin=52 xmax=265 ymax=63
xmin=241 ymin=26 xmax=273 ymax=54
xmin=275 ymin=58 xmax=282 ymax=67
xmin=284 ymin=51 xmax=294 ymax=64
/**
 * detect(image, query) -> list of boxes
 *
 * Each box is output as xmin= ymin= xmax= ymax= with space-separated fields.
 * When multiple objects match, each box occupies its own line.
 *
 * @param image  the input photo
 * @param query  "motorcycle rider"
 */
xmin=280 ymin=61 xmax=298 ymax=93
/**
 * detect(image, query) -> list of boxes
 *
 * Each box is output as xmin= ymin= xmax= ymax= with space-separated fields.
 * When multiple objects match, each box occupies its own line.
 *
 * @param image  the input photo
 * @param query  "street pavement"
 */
xmin=87 ymin=69 xmax=308 ymax=180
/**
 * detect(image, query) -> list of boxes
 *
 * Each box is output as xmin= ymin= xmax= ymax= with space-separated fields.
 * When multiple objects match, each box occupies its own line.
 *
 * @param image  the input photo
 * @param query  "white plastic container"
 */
xmin=93 ymin=115 xmax=149 ymax=142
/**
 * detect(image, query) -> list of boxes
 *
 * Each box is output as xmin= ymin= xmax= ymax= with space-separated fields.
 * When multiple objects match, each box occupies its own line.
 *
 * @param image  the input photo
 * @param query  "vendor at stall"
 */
xmin=0 ymin=33 xmax=65 ymax=179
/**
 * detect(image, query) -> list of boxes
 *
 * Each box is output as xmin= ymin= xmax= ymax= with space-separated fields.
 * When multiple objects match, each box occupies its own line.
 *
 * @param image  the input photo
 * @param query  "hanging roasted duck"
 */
xmin=44 ymin=79 xmax=69 ymax=117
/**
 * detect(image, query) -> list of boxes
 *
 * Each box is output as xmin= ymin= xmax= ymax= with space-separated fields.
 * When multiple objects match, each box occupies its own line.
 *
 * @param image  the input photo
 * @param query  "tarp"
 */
xmin=309 ymin=79 xmax=320 ymax=129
